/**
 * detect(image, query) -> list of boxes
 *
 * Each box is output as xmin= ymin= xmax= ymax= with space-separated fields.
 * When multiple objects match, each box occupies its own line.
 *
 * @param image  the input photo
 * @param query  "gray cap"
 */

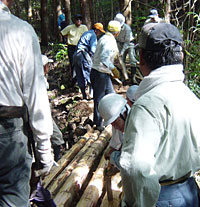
xmin=148 ymin=9 xmax=158 ymax=18
xmin=139 ymin=23 xmax=183 ymax=51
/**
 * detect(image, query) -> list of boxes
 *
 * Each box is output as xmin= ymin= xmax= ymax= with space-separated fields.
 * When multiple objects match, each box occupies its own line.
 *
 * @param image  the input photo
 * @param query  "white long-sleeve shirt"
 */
xmin=120 ymin=64 xmax=200 ymax=207
xmin=0 ymin=2 xmax=52 ymax=149
xmin=92 ymin=32 xmax=119 ymax=74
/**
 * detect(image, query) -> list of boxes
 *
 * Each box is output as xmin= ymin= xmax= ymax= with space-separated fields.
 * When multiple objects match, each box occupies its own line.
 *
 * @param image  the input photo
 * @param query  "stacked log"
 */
xmin=42 ymin=124 xmax=123 ymax=207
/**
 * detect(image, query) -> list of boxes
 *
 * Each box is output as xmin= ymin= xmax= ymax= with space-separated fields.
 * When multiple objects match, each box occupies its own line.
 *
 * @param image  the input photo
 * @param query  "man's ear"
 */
xmin=139 ymin=48 xmax=145 ymax=66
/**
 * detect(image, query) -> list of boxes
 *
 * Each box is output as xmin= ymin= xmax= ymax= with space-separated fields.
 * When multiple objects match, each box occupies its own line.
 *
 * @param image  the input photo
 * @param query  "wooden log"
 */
xmin=53 ymin=125 xmax=112 ymax=207
xmin=42 ymin=137 xmax=87 ymax=189
xmin=100 ymin=172 xmax=122 ymax=207
xmin=42 ymin=128 xmax=96 ymax=189
xmin=75 ymin=147 xmax=110 ymax=207
xmin=47 ymin=131 xmax=100 ymax=196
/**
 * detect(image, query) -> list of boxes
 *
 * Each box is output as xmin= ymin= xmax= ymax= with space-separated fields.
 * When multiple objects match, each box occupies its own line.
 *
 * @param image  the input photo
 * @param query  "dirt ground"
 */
xmin=46 ymin=62 xmax=132 ymax=150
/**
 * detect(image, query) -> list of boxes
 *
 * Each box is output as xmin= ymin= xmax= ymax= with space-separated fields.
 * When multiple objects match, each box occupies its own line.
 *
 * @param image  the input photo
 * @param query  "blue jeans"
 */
xmin=0 ymin=118 xmax=32 ymax=207
xmin=73 ymin=51 xmax=92 ymax=99
xmin=156 ymin=177 xmax=199 ymax=207
xmin=90 ymin=69 xmax=115 ymax=126
xmin=110 ymin=150 xmax=121 ymax=169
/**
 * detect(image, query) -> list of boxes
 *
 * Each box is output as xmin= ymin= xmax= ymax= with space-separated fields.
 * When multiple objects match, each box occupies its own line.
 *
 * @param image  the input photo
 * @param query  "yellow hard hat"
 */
xmin=107 ymin=20 xmax=121 ymax=32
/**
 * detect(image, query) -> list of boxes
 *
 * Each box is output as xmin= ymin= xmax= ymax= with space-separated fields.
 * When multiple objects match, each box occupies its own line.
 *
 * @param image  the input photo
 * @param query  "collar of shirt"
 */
xmin=0 ymin=1 xmax=11 ymax=13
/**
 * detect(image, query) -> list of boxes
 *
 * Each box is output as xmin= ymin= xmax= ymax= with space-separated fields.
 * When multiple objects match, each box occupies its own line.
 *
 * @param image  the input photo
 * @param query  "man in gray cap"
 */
xmin=120 ymin=23 xmax=200 ymax=207
xmin=144 ymin=9 xmax=165 ymax=25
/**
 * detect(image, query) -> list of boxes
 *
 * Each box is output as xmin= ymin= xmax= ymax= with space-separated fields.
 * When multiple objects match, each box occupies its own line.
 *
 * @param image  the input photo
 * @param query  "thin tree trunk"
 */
xmin=41 ymin=0 xmax=48 ymax=46
xmin=52 ymin=0 xmax=59 ymax=41
xmin=80 ymin=0 xmax=91 ymax=29
xmin=119 ymin=0 xmax=132 ymax=26
xmin=26 ymin=0 xmax=32 ymax=21
xmin=89 ymin=0 xmax=94 ymax=25
xmin=164 ymin=0 xmax=171 ymax=23
xmin=64 ymin=0 xmax=71 ymax=25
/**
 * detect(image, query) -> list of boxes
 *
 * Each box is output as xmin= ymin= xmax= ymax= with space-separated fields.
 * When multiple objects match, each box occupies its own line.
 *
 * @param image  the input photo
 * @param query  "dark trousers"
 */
xmin=156 ymin=177 xmax=199 ymax=207
xmin=0 ymin=118 xmax=32 ymax=207
xmin=67 ymin=45 xmax=77 ymax=78
xmin=90 ymin=69 xmax=115 ymax=127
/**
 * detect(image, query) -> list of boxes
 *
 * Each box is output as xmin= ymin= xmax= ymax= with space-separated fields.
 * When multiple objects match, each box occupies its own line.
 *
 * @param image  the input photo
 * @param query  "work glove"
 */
xmin=111 ymin=67 xmax=120 ymax=79
xmin=35 ymin=141 xmax=54 ymax=177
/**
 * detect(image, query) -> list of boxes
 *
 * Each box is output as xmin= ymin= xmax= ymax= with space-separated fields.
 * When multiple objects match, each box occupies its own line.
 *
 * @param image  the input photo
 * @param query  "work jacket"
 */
xmin=92 ymin=32 xmax=118 ymax=74
xmin=116 ymin=23 xmax=134 ymax=55
xmin=120 ymin=64 xmax=200 ymax=207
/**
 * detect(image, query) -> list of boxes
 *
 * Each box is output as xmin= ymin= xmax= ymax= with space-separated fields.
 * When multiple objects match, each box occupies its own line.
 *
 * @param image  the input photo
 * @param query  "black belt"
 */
xmin=0 ymin=105 xmax=26 ymax=120
xmin=160 ymin=172 xmax=191 ymax=186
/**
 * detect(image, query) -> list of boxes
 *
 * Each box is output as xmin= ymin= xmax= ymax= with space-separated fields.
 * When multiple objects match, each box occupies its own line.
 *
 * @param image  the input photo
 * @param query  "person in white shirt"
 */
xmin=90 ymin=20 xmax=121 ymax=131
xmin=42 ymin=55 xmax=64 ymax=162
xmin=0 ymin=1 xmax=53 ymax=206
xmin=98 ymin=85 xmax=138 ymax=169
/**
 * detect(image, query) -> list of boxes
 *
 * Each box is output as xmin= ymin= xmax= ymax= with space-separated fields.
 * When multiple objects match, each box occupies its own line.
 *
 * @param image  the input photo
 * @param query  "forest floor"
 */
xmin=47 ymin=58 xmax=132 ymax=153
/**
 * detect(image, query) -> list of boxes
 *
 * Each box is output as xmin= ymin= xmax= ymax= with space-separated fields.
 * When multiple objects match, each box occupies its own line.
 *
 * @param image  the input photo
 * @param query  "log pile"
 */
xmin=42 ymin=125 xmax=123 ymax=207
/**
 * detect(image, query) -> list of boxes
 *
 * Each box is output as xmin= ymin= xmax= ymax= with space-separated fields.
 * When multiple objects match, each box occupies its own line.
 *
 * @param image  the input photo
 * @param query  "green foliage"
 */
xmin=184 ymin=40 xmax=200 ymax=98
xmin=183 ymin=11 xmax=200 ymax=98
xmin=48 ymin=42 xmax=68 ymax=61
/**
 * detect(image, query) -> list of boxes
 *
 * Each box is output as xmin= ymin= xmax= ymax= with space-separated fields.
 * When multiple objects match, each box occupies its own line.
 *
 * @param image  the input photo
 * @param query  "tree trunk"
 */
xmin=26 ymin=0 xmax=32 ymax=21
xmin=41 ymin=0 xmax=48 ymax=46
xmin=164 ymin=0 xmax=171 ymax=23
xmin=119 ymin=0 xmax=132 ymax=26
xmin=89 ymin=0 xmax=95 ymax=25
xmin=64 ymin=0 xmax=71 ymax=25
xmin=80 ymin=0 xmax=92 ymax=29
xmin=97 ymin=0 xmax=105 ymax=25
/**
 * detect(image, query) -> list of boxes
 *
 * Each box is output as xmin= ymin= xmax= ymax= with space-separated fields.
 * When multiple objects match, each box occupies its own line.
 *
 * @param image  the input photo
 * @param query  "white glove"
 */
xmin=35 ymin=140 xmax=54 ymax=177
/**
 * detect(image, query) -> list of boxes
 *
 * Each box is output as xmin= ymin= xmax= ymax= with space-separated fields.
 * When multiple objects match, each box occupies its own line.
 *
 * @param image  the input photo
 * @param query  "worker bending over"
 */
xmin=114 ymin=13 xmax=138 ymax=81
xmin=73 ymin=23 xmax=105 ymax=100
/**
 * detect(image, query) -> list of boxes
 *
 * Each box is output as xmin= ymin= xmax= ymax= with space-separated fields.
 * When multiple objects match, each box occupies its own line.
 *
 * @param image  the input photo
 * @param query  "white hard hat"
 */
xmin=98 ymin=93 xmax=127 ymax=126
xmin=126 ymin=85 xmax=139 ymax=103
xmin=114 ymin=13 xmax=125 ymax=26
xmin=107 ymin=20 xmax=121 ymax=32
xmin=42 ymin=55 xmax=53 ymax=66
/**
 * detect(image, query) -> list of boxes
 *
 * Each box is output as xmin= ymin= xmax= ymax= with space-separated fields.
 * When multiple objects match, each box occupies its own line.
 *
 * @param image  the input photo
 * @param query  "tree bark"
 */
xmin=80 ymin=0 xmax=92 ymax=29
xmin=41 ymin=0 xmax=48 ymax=46
xmin=164 ymin=0 xmax=171 ymax=23
xmin=53 ymin=128 xmax=112 ymax=206
xmin=119 ymin=0 xmax=132 ymax=26
xmin=64 ymin=0 xmax=71 ymax=25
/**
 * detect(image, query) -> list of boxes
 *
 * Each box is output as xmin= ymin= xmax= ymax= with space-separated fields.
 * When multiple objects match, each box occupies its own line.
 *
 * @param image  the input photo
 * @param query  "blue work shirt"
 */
xmin=76 ymin=29 xmax=97 ymax=57
xmin=58 ymin=13 xmax=65 ymax=27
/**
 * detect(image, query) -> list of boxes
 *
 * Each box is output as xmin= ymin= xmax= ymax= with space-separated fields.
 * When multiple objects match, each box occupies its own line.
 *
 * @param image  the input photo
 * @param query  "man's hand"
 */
xmin=111 ymin=67 xmax=120 ymax=79
xmin=104 ymin=147 xmax=115 ymax=160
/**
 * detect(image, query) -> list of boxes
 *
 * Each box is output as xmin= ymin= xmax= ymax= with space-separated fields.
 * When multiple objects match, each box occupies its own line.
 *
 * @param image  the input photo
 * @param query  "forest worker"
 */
xmin=73 ymin=23 xmax=105 ymax=100
xmin=61 ymin=14 xmax=88 ymax=83
xmin=114 ymin=13 xmax=138 ymax=81
xmin=90 ymin=20 xmax=121 ymax=131
xmin=42 ymin=55 xmax=64 ymax=162
xmin=98 ymin=85 xmax=138 ymax=169
xmin=144 ymin=9 xmax=165 ymax=25
xmin=120 ymin=23 xmax=200 ymax=207
xmin=0 ymin=0 xmax=54 ymax=206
